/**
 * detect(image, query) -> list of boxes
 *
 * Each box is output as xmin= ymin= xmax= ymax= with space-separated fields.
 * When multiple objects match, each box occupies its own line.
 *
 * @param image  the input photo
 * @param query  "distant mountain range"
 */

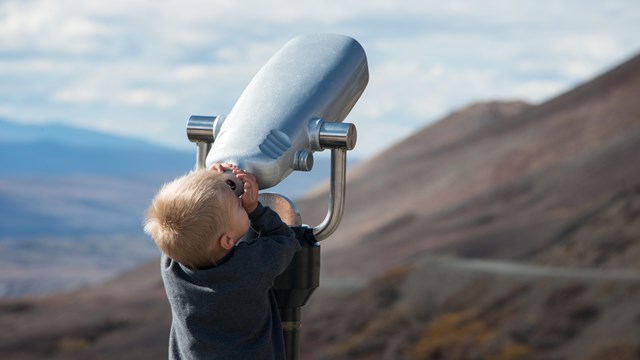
xmin=0 ymin=118 xmax=337 ymax=235
xmin=0 ymin=118 xmax=338 ymax=296
xmin=0 ymin=118 xmax=194 ymax=174
xmin=0 ymin=119 xmax=161 ymax=149
xmin=0 ymin=119 xmax=193 ymax=236
xmin=1 ymin=52 xmax=638 ymax=359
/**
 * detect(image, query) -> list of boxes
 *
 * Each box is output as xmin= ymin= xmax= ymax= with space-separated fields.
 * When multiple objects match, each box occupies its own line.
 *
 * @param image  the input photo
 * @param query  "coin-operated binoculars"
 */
xmin=186 ymin=34 xmax=368 ymax=360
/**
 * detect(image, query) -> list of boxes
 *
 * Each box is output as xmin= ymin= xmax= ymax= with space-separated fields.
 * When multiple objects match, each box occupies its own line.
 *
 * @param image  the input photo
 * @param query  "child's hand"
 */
xmin=233 ymin=168 xmax=258 ymax=214
xmin=210 ymin=163 xmax=236 ymax=173
xmin=209 ymin=163 xmax=258 ymax=213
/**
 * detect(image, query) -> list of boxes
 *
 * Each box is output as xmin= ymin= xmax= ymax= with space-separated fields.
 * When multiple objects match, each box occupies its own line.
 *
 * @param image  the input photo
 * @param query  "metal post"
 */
xmin=273 ymin=227 xmax=320 ymax=360
xmin=280 ymin=307 xmax=301 ymax=359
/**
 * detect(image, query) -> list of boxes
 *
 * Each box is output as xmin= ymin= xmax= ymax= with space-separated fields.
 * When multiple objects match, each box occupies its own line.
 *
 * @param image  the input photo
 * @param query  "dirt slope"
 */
xmin=297 ymin=52 xmax=640 ymax=279
xmin=300 ymin=184 xmax=640 ymax=359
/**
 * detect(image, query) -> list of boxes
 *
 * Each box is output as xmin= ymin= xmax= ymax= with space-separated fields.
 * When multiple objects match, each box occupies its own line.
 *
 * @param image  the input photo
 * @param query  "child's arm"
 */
xmin=234 ymin=166 xmax=300 ymax=273
xmin=237 ymin=168 xmax=293 ymax=238
xmin=248 ymin=203 xmax=296 ymax=238
xmin=246 ymin=204 xmax=300 ymax=277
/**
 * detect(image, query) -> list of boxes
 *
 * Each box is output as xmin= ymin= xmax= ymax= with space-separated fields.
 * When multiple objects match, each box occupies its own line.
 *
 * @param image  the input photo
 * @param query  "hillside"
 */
xmin=301 ymin=184 xmax=640 ymax=359
xmin=1 ymin=52 xmax=639 ymax=359
xmin=294 ymin=52 xmax=640 ymax=358
xmin=296 ymin=51 xmax=640 ymax=278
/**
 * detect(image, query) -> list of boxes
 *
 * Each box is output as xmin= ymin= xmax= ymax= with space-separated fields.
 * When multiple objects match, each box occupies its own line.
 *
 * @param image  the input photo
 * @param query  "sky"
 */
xmin=1 ymin=0 xmax=639 ymax=159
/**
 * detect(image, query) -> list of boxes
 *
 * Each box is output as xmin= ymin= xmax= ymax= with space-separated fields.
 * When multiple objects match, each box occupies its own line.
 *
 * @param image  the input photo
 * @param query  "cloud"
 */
xmin=1 ymin=0 xmax=639 ymax=159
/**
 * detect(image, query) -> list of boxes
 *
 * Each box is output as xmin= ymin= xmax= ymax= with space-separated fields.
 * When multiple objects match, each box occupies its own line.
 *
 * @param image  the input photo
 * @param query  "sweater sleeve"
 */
xmin=248 ymin=203 xmax=296 ymax=238
xmin=235 ymin=203 xmax=301 ymax=279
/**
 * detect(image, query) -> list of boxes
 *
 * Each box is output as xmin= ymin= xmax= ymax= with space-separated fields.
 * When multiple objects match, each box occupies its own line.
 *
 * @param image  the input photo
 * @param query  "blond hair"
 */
xmin=144 ymin=169 xmax=230 ymax=268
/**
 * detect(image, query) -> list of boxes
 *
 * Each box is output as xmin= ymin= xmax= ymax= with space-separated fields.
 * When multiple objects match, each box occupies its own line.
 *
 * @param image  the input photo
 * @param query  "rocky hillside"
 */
xmin=301 ymin=184 xmax=640 ymax=359
xmin=294 ymin=52 xmax=640 ymax=359
xmin=293 ymin=52 xmax=640 ymax=359
xmin=1 ymin=52 xmax=639 ymax=359
xmin=296 ymin=51 xmax=640 ymax=279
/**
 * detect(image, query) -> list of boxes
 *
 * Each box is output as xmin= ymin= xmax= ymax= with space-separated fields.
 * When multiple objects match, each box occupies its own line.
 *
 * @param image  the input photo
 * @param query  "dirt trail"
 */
xmin=428 ymin=255 xmax=640 ymax=281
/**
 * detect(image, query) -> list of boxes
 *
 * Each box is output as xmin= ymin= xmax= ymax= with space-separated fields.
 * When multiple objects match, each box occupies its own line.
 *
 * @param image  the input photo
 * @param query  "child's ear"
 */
xmin=219 ymin=233 xmax=235 ymax=250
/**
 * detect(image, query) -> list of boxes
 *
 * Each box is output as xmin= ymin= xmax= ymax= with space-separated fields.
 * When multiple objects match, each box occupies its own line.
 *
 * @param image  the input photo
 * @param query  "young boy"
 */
xmin=144 ymin=164 xmax=301 ymax=359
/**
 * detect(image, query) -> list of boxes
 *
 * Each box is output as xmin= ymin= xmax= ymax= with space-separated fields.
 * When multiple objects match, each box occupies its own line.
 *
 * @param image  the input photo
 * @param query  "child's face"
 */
xmin=224 ymin=186 xmax=250 ymax=241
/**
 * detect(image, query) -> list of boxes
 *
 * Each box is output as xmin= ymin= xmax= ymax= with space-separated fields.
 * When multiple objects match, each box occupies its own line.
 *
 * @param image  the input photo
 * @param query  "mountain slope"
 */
xmin=0 ymin=118 xmax=163 ymax=150
xmin=294 ymin=52 xmax=640 ymax=358
xmin=296 ymin=52 xmax=640 ymax=278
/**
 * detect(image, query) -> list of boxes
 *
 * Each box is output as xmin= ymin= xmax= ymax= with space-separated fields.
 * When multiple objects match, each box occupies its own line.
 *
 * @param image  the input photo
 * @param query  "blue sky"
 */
xmin=1 ymin=0 xmax=639 ymax=159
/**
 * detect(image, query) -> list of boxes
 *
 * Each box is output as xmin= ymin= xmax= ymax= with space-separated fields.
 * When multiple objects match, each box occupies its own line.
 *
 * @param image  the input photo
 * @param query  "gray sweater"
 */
xmin=161 ymin=203 xmax=301 ymax=359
